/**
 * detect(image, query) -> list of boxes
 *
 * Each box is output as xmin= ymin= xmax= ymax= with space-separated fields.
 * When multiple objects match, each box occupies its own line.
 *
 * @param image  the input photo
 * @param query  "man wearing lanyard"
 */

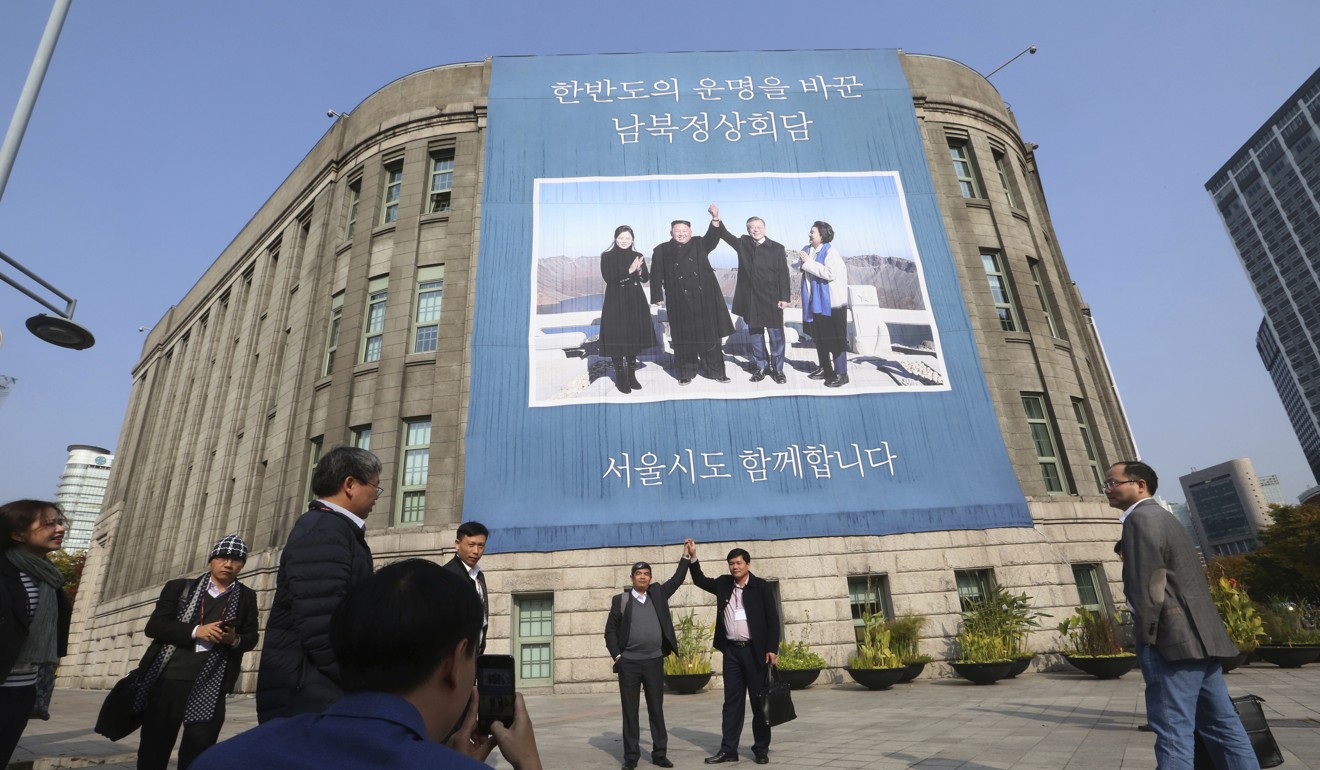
xmin=688 ymin=541 xmax=780 ymax=765
xmin=444 ymin=522 xmax=490 ymax=653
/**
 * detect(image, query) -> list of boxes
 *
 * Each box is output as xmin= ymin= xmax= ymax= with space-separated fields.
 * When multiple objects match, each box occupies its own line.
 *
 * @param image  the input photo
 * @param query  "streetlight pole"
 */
xmin=986 ymin=45 xmax=1037 ymax=80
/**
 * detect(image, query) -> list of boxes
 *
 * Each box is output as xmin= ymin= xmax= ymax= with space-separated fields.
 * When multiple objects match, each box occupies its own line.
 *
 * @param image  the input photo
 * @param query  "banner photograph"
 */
xmin=467 ymin=50 xmax=1031 ymax=552
xmin=530 ymin=171 xmax=948 ymax=406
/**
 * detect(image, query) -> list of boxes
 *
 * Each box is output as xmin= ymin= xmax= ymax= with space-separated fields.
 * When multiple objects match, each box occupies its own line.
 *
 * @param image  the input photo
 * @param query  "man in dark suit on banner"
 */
xmin=443 ymin=521 xmax=490 ymax=654
xmin=710 ymin=204 xmax=790 ymax=383
xmin=1107 ymin=461 xmax=1258 ymax=769
xmin=650 ymin=215 xmax=734 ymax=385
xmin=603 ymin=544 xmax=693 ymax=770
xmin=689 ymin=542 xmax=780 ymax=765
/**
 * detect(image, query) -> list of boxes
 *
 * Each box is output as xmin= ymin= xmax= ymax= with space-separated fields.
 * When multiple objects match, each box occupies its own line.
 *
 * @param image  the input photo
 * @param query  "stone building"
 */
xmin=63 ymin=51 xmax=1136 ymax=692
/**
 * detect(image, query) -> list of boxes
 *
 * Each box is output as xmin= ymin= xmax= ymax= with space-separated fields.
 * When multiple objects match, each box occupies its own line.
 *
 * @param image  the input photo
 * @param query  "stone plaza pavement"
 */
xmin=12 ymin=663 xmax=1319 ymax=769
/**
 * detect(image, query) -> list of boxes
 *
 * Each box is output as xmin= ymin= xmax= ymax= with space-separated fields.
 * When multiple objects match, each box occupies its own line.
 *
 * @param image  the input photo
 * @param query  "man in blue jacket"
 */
xmin=255 ymin=447 xmax=379 ymax=722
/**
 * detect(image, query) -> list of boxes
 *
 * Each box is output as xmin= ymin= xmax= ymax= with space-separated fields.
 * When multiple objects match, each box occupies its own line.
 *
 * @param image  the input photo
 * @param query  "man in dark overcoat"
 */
xmin=650 ymin=216 xmax=734 ymax=384
xmin=711 ymin=204 xmax=790 ymax=383
xmin=255 ymin=447 xmax=379 ymax=723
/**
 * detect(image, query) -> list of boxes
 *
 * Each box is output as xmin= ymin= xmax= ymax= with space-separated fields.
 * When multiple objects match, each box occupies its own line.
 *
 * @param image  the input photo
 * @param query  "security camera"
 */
xmin=327 ymin=109 xmax=336 ymax=118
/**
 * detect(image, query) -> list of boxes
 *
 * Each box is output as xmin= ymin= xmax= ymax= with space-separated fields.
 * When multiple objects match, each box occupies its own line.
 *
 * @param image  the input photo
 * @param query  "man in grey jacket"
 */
xmin=1106 ymin=461 xmax=1258 ymax=769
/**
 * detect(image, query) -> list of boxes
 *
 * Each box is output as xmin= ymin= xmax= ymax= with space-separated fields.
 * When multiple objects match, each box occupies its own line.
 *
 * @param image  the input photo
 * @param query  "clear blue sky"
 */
xmin=2 ymin=1 xmax=1318 ymax=503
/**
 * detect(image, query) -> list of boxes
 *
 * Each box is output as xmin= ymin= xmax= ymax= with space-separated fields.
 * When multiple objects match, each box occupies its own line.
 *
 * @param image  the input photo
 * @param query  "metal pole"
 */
xmin=986 ymin=45 xmax=1037 ymax=80
xmin=0 ymin=0 xmax=73 ymax=201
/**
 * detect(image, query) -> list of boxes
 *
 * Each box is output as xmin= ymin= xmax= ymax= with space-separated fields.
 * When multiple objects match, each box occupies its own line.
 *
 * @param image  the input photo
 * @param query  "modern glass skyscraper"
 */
xmin=1207 ymin=68 xmax=1320 ymax=483
xmin=55 ymin=444 xmax=113 ymax=550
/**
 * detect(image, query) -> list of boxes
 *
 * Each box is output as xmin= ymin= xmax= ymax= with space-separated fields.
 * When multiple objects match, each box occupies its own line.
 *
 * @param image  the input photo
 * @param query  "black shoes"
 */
xmin=749 ymin=369 xmax=766 ymax=382
xmin=654 ymin=759 xmax=674 ymax=768
xmin=807 ymin=367 xmax=828 ymax=380
xmin=705 ymin=752 xmax=739 ymax=764
xmin=825 ymin=374 xmax=849 ymax=388
xmin=769 ymin=369 xmax=786 ymax=384
xmin=627 ymin=360 xmax=642 ymax=390
xmin=715 ymin=376 xmax=731 ymax=384
xmin=754 ymin=753 xmax=769 ymax=764
xmin=623 ymin=763 xmax=637 ymax=770
xmin=679 ymin=377 xmax=692 ymax=385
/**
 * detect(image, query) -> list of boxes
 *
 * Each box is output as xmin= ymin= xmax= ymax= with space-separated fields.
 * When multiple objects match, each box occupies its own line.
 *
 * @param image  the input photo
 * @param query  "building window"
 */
xmin=1072 ymin=398 xmax=1104 ymax=494
xmin=428 ymin=148 xmax=455 ymax=214
xmin=351 ymin=425 xmax=371 ymax=451
xmin=514 ymin=594 xmax=554 ymax=685
xmin=380 ymin=162 xmax=403 ymax=224
xmin=304 ymin=436 xmax=323 ymax=504
xmin=323 ymin=292 xmax=344 ymax=376
xmin=1071 ymin=564 xmax=1105 ymax=612
xmin=948 ymin=140 xmax=981 ymax=198
xmin=993 ymin=150 xmax=1019 ymax=208
xmin=345 ymin=179 xmax=361 ymax=239
xmin=398 ymin=418 xmax=430 ymax=525
xmin=847 ymin=574 xmax=894 ymax=643
xmin=954 ymin=568 xmax=995 ymax=611
xmin=361 ymin=277 xmax=388 ymax=363
xmin=1022 ymin=394 xmax=1069 ymax=494
xmin=411 ymin=265 xmax=446 ymax=353
xmin=1027 ymin=259 xmax=1059 ymax=338
xmin=980 ymin=252 xmax=1020 ymax=332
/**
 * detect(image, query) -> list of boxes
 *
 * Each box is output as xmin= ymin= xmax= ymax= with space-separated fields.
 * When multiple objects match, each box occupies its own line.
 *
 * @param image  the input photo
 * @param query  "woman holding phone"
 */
xmin=133 ymin=535 xmax=259 ymax=770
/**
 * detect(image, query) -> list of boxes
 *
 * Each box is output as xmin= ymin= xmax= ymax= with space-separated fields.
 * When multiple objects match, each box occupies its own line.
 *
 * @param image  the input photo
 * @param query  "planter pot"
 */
xmin=777 ymin=668 xmax=822 ymax=690
xmin=1005 ymin=655 xmax=1035 ymax=679
xmin=1220 ymin=651 xmax=1250 ymax=673
xmin=1253 ymin=645 xmax=1320 ymax=668
xmin=897 ymin=661 xmax=927 ymax=684
xmin=1063 ymin=654 xmax=1138 ymax=679
xmin=664 ymin=672 xmax=712 ymax=694
xmin=844 ymin=666 xmax=906 ymax=691
xmin=949 ymin=661 xmax=1013 ymax=685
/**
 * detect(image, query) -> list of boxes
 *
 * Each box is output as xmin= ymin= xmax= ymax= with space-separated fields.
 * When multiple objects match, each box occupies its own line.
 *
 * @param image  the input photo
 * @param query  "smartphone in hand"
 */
xmin=476 ymin=654 xmax=516 ymax=733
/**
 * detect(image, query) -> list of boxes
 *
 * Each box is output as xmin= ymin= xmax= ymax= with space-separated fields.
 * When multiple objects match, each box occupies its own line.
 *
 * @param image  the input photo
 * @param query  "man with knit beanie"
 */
xmin=133 ymin=534 xmax=259 ymax=770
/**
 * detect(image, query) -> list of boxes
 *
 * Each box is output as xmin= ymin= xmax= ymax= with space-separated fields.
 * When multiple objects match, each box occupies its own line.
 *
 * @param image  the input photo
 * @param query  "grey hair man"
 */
xmin=256 ymin=446 xmax=381 ymax=722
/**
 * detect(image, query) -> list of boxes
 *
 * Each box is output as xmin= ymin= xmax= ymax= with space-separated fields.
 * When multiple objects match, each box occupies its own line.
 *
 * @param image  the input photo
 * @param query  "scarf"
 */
xmin=801 ymin=242 xmax=833 ymax=322
xmin=6 ymin=548 xmax=64 ymax=667
xmin=132 ymin=573 xmax=241 ymax=723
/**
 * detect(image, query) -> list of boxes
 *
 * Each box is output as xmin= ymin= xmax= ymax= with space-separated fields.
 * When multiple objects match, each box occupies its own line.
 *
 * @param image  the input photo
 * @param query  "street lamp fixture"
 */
xmin=1 ymin=248 xmax=95 ymax=349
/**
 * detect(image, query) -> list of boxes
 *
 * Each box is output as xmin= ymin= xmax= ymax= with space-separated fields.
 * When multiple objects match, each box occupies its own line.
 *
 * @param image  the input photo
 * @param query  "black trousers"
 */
xmin=617 ymin=657 xmax=667 ymax=763
xmin=0 ymin=685 xmax=36 ymax=767
xmin=673 ymin=342 xmax=726 ymax=379
xmin=719 ymin=644 xmax=770 ymax=755
xmin=137 ymin=678 xmax=225 ymax=770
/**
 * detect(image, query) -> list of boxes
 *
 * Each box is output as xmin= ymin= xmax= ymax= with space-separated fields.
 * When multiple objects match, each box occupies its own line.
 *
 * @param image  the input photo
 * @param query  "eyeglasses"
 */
xmin=355 ymin=478 xmax=384 ymax=498
xmin=1103 ymin=479 xmax=1138 ymax=491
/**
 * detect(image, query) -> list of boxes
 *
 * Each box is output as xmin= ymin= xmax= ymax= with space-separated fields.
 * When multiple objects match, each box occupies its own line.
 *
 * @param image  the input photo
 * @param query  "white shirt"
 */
xmin=1119 ymin=496 xmax=1151 ymax=523
xmin=316 ymin=498 xmax=366 ymax=530
xmin=191 ymin=577 xmax=237 ymax=653
xmin=630 ymin=588 xmax=648 ymax=604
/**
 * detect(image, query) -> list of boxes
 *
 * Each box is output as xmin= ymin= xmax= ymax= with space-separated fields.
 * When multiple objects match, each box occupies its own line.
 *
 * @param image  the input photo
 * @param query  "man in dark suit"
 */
xmin=604 ymin=544 xmax=693 ymax=770
xmin=650 ymin=216 xmax=735 ymax=384
xmin=134 ymin=535 xmax=260 ymax=770
xmin=1107 ymin=461 xmax=1258 ymax=769
xmin=443 ymin=521 xmax=489 ymax=654
xmin=256 ymin=447 xmax=379 ymax=723
xmin=710 ymin=204 xmax=790 ymax=383
xmin=689 ymin=543 xmax=780 ymax=765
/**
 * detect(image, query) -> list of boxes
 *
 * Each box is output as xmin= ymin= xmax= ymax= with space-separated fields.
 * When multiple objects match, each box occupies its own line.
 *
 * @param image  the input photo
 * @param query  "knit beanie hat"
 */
xmin=209 ymin=534 xmax=249 ymax=562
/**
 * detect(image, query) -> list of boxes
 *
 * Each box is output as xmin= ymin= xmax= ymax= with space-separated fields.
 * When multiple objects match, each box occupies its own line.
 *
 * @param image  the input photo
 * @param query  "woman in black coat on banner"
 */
xmin=599 ymin=225 xmax=657 ymax=394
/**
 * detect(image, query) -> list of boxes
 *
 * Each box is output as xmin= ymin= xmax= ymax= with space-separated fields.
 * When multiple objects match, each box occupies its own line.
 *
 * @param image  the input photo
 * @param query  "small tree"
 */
xmin=1243 ymin=504 xmax=1320 ymax=600
xmin=49 ymin=549 xmax=87 ymax=605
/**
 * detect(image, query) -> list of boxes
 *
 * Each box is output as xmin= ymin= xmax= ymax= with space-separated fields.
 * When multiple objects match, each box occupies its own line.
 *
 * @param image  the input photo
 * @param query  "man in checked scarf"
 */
xmin=132 ymin=535 xmax=259 ymax=770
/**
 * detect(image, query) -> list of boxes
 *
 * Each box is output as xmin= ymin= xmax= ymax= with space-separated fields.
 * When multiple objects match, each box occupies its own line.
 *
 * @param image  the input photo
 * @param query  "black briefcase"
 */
xmin=94 ymin=669 xmax=144 ymax=742
xmin=757 ymin=666 xmax=796 ymax=727
xmin=1193 ymin=694 xmax=1283 ymax=768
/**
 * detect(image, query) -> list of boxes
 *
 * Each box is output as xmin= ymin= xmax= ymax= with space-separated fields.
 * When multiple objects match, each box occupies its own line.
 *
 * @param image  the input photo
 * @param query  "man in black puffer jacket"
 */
xmin=255 ymin=447 xmax=379 ymax=723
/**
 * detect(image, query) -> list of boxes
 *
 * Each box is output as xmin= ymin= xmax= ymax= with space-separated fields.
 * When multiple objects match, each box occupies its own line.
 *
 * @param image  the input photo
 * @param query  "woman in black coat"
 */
xmin=1 ymin=500 xmax=73 ymax=768
xmin=599 ymin=225 xmax=657 ymax=394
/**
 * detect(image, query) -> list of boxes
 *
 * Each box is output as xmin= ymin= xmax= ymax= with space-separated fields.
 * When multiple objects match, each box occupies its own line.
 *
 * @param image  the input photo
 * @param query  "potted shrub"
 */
xmin=950 ymin=594 xmax=1014 ymax=685
xmin=885 ymin=615 xmax=931 ymax=683
xmin=1056 ymin=607 xmax=1138 ymax=679
xmin=999 ymin=588 xmax=1048 ymax=678
xmin=844 ymin=610 xmax=906 ymax=690
xmin=1210 ymin=577 xmax=1265 ymax=672
xmin=1254 ymin=600 xmax=1320 ymax=668
xmin=776 ymin=638 xmax=827 ymax=689
xmin=663 ymin=608 xmax=714 ymax=693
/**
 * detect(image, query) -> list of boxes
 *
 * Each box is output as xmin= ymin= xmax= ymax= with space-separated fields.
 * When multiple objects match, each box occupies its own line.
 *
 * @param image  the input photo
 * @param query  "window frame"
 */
xmin=1021 ymin=393 xmax=1070 ymax=494
xmin=428 ymin=148 xmax=455 ymax=214
xmin=380 ymin=162 xmax=403 ymax=225
xmin=344 ymin=178 xmax=361 ymax=239
xmin=1027 ymin=259 xmax=1060 ymax=338
xmin=992 ymin=150 xmax=1019 ymax=208
xmin=351 ymin=425 xmax=372 ymax=451
xmin=513 ymin=593 xmax=555 ymax=686
xmin=847 ymin=574 xmax=894 ymax=643
xmin=1071 ymin=563 xmax=1107 ymax=613
xmin=980 ymin=251 xmax=1021 ymax=332
xmin=953 ymin=568 xmax=996 ymax=612
xmin=1071 ymin=398 xmax=1104 ymax=494
xmin=323 ymin=292 xmax=344 ymax=376
xmin=410 ymin=265 xmax=446 ymax=354
xmin=948 ymin=139 xmax=982 ymax=199
xmin=360 ymin=276 xmax=388 ymax=364
xmin=397 ymin=417 xmax=431 ymax=525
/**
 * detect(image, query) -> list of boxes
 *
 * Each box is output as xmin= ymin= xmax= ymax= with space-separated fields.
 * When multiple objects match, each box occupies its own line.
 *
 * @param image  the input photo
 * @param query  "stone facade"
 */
xmin=62 ymin=52 xmax=1136 ymax=693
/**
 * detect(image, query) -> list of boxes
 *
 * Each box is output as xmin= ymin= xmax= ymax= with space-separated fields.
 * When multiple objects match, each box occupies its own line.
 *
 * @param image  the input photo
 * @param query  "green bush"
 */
xmin=777 ymin=639 xmax=827 ymax=670
xmin=663 ymin=609 xmax=713 ymax=675
xmin=1056 ymin=607 xmax=1128 ymax=657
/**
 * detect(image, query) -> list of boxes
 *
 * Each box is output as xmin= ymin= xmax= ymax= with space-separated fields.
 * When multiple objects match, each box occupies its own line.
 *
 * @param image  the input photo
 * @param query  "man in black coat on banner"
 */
xmin=689 ymin=542 xmax=780 ymax=765
xmin=650 ymin=215 xmax=734 ymax=384
xmin=604 ymin=544 xmax=693 ymax=770
xmin=711 ymin=204 xmax=790 ymax=383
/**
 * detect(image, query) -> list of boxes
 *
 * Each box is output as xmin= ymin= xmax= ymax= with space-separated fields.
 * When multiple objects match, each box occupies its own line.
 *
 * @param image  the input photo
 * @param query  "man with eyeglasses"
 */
xmin=1105 ymin=461 xmax=1258 ymax=769
xmin=257 ymin=447 xmax=381 ymax=723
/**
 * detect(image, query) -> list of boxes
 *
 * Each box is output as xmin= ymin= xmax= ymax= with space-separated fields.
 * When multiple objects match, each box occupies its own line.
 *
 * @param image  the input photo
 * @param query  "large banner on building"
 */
xmin=467 ymin=50 xmax=1030 ymax=552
